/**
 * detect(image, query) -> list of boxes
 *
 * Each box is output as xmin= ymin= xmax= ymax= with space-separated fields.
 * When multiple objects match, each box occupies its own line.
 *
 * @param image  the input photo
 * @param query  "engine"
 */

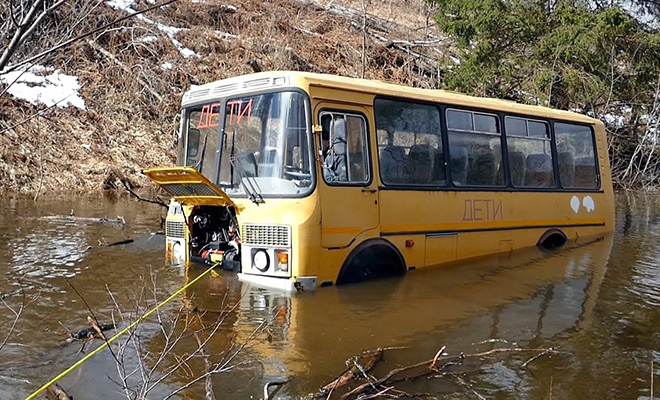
xmin=189 ymin=206 xmax=241 ymax=271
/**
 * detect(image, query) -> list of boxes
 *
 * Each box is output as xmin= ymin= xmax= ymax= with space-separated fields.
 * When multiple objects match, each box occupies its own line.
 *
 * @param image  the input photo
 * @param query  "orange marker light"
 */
xmin=405 ymin=239 xmax=415 ymax=248
xmin=277 ymin=252 xmax=288 ymax=265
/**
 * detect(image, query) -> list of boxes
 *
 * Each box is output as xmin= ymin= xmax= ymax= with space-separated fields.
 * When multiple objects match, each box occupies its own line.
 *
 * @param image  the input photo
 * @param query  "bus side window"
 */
xmin=505 ymin=117 xmax=554 ymax=188
xmin=447 ymin=109 xmax=503 ymax=187
xmin=374 ymin=98 xmax=444 ymax=186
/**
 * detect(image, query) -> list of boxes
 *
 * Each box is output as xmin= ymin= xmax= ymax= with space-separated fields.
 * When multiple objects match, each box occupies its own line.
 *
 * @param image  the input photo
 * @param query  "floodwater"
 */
xmin=0 ymin=192 xmax=658 ymax=399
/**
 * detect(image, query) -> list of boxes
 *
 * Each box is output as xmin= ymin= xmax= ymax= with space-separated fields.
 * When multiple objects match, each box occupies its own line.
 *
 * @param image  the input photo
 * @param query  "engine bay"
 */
xmin=188 ymin=205 xmax=241 ymax=271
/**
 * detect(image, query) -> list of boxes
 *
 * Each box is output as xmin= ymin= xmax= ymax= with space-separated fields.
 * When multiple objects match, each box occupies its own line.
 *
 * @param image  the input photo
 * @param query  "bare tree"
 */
xmin=0 ymin=0 xmax=67 ymax=72
xmin=55 ymin=271 xmax=280 ymax=399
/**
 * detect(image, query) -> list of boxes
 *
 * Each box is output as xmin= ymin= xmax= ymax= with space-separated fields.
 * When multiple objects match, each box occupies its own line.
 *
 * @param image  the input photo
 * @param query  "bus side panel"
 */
xmin=379 ymin=189 xmax=611 ymax=268
xmin=594 ymin=121 xmax=615 ymax=229
xmin=385 ymin=234 xmax=426 ymax=270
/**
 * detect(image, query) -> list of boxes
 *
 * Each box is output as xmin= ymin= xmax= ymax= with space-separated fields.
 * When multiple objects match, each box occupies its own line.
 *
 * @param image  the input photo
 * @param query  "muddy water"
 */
xmin=0 ymin=193 xmax=658 ymax=399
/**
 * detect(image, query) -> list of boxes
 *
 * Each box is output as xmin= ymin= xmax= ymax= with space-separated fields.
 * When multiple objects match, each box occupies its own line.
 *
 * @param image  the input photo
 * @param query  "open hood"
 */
xmin=142 ymin=166 xmax=237 ymax=209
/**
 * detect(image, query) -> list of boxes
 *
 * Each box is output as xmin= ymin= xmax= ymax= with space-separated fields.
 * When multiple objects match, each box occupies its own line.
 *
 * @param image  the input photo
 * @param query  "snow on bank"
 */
xmin=106 ymin=0 xmax=200 ymax=59
xmin=0 ymin=65 xmax=86 ymax=110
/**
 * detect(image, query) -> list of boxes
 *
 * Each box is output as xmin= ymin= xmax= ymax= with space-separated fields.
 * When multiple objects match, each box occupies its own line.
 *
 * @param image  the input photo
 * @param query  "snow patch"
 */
xmin=601 ymin=113 xmax=626 ymax=129
xmin=139 ymin=35 xmax=158 ymax=43
xmin=105 ymin=1 xmax=200 ymax=59
xmin=105 ymin=0 xmax=135 ymax=10
xmin=0 ymin=65 xmax=86 ymax=110
xmin=160 ymin=62 xmax=174 ymax=71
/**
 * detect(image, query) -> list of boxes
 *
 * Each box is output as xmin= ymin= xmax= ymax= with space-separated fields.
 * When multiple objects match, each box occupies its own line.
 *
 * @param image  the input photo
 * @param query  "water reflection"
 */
xmin=175 ymin=235 xmax=613 ymax=398
xmin=10 ymin=228 xmax=89 ymax=280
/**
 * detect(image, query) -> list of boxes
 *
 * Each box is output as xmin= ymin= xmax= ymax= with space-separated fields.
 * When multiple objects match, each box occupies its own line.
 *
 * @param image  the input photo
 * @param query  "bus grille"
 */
xmin=166 ymin=220 xmax=185 ymax=239
xmin=162 ymin=183 xmax=217 ymax=197
xmin=242 ymin=224 xmax=290 ymax=247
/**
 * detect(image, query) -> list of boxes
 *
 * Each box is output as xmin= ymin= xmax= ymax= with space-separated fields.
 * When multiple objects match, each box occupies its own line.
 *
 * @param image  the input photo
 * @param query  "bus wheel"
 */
xmin=537 ymin=229 xmax=567 ymax=251
xmin=336 ymin=239 xmax=406 ymax=285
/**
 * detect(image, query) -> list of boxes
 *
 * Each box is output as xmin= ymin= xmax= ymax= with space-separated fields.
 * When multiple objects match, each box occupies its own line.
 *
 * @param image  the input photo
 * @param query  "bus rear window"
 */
xmin=555 ymin=123 xmax=599 ymax=189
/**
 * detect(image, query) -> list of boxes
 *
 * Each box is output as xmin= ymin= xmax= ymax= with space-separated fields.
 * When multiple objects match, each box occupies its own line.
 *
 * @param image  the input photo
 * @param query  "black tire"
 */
xmin=336 ymin=239 xmax=406 ymax=285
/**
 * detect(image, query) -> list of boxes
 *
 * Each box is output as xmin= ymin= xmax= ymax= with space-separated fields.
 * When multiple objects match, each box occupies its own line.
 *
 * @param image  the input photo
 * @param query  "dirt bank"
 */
xmin=0 ymin=0 xmax=451 ymax=195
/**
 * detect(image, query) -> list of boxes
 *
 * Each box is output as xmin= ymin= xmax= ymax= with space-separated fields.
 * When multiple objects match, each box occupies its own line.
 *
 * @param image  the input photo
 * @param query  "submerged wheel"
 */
xmin=336 ymin=239 xmax=406 ymax=285
xmin=537 ymin=229 xmax=567 ymax=251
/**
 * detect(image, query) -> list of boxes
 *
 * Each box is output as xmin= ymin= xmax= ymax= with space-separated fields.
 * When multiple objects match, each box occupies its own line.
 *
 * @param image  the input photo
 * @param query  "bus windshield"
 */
xmin=184 ymin=91 xmax=313 ymax=198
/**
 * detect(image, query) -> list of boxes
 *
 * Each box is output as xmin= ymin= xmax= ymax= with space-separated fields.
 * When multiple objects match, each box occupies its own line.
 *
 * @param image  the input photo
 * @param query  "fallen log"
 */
xmin=46 ymin=383 xmax=72 ymax=400
xmin=40 ymin=215 xmax=126 ymax=225
xmin=319 ymin=348 xmax=384 ymax=396
xmin=105 ymin=238 xmax=135 ymax=247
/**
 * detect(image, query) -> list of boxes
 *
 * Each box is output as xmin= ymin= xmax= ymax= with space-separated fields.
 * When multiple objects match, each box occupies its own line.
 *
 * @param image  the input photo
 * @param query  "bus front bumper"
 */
xmin=237 ymin=273 xmax=317 ymax=292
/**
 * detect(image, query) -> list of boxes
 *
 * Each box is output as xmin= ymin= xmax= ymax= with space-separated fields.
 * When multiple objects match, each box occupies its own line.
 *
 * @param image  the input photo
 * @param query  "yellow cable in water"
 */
xmin=25 ymin=263 xmax=218 ymax=400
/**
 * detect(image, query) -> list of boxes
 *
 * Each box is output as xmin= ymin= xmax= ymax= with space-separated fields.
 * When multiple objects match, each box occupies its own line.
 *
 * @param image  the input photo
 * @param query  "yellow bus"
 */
xmin=144 ymin=71 xmax=614 ymax=291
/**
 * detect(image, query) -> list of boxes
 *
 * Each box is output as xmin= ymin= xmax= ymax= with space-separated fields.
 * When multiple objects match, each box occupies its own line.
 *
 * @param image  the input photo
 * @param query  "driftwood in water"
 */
xmin=319 ymin=345 xmax=558 ymax=399
xmin=99 ymin=238 xmax=135 ymax=247
xmin=70 ymin=322 xmax=116 ymax=340
xmin=46 ymin=383 xmax=72 ymax=400
xmin=318 ymin=348 xmax=384 ymax=396
xmin=40 ymin=214 xmax=126 ymax=225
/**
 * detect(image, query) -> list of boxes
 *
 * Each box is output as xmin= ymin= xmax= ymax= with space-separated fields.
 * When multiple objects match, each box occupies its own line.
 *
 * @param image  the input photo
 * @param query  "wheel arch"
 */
xmin=537 ymin=228 xmax=568 ymax=251
xmin=336 ymin=238 xmax=407 ymax=285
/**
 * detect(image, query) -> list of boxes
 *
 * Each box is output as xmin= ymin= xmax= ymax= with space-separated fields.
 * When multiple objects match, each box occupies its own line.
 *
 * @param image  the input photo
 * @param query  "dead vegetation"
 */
xmin=316 ymin=343 xmax=559 ymax=399
xmin=0 ymin=0 xmax=452 ymax=195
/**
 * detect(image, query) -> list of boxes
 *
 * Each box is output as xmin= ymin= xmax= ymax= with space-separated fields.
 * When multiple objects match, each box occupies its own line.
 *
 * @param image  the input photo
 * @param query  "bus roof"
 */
xmin=181 ymin=71 xmax=598 ymax=125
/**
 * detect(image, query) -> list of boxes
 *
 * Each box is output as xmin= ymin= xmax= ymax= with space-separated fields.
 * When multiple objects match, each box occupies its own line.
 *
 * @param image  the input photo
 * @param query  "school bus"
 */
xmin=143 ymin=71 xmax=615 ymax=291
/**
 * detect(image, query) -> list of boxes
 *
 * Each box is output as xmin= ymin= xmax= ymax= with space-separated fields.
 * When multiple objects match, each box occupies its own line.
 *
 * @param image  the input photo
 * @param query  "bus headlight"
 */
xmin=275 ymin=250 xmax=289 ymax=272
xmin=253 ymin=249 xmax=270 ymax=272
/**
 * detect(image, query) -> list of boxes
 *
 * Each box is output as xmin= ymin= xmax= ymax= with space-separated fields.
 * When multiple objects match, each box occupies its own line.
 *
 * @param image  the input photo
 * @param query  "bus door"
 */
xmin=315 ymin=103 xmax=379 ymax=248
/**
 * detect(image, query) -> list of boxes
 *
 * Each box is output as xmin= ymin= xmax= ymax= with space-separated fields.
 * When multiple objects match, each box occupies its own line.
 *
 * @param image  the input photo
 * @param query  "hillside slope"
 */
xmin=0 ymin=0 xmax=452 ymax=195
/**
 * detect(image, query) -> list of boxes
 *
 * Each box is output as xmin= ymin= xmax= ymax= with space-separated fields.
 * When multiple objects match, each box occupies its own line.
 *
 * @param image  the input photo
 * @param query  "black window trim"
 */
xmin=445 ymin=107 xmax=506 ymax=188
xmin=374 ymin=97 xmax=448 ymax=188
xmin=372 ymin=95 xmax=602 ymax=193
xmin=318 ymin=108 xmax=373 ymax=187
xmin=553 ymin=120 xmax=601 ymax=190
xmin=504 ymin=115 xmax=551 ymax=141
xmin=181 ymin=87 xmax=318 ymax=200
xmin=504 ymin=115 xmax=557 ymax=189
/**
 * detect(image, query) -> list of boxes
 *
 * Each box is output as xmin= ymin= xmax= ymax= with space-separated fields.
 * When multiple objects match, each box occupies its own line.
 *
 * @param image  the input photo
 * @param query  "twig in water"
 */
xmin=451 ymin=373 xmax=486 ymax=400
xmin=430 ymin=345 xmax=447 ymax=369
xmin=263 ymin=380 xmax=288 ymax=400
xmin=522 ymin=347 xmax=557 ymax=368
xmin=472 ymin=338 xmax=511 ymax=346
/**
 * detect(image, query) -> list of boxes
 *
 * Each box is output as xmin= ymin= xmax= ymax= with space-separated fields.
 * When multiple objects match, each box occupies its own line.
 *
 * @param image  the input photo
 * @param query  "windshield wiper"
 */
xmin=228 ymin=130 xmax=264 ymax=204
xmin=193 ymin=133 xmax=208 ymax=171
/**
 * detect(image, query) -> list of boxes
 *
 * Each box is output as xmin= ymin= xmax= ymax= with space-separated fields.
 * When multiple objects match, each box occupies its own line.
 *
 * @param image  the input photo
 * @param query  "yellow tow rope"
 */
xmin=25 ymin=263 xmax=217 ymax=400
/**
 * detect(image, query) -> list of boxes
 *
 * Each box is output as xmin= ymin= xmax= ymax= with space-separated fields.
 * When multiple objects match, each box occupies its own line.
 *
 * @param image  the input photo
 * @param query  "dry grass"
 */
xmin=0 ymin=0 xmax=451 ymax=194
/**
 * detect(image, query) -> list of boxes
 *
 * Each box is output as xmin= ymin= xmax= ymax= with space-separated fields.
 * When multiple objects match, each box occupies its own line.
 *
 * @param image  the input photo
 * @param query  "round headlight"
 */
xmin=253 ymin=250 xmax=270 ymax=272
